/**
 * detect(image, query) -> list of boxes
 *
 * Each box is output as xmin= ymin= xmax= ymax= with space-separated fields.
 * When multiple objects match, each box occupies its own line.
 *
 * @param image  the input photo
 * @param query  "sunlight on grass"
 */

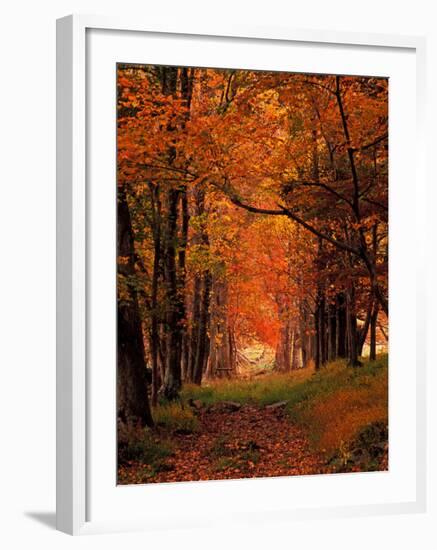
xmin=182 ymin=355 xmax=388 ymax=459
xmin=291 ymin=377 xmax=388 ymax=454
xmin=182 ymin=366 xmax=314 ymax=406
xmin=154 ymin=401 xmax=200 ymax=433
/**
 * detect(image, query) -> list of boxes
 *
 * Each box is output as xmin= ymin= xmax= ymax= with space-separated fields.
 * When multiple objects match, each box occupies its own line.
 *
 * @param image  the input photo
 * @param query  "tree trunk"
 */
xmin=290 ymin=330 xmax=295 ymax=369
xmin=181 ymin=332 xmax=190 ymax=382
xmin=346 ymin=287 xmax=361 ymax=367
xmin=369 ymin=304 xmax=379 ymax=361
xmin=159 ymin=66 xmax=189 ymax=400
xmin=318 ymin=292 xmax=327 ymax=365
xmin=188 ymin=185 xmax=211 ymax=385
xmin=369 ymin=223 xmax=380 ymax=361
xmin=275 ymin=317 xmax=292 ymax=371
xmin=117 ymin=188 xmax=154 ymax=427
xmin=314 ymin=300 xmax=321 ymax=370
xmin=336 ymin=294 xmax=347 ymax=359
xmin=187 ymin=274 xmax=202 ymax=382
xmin=291 ymin=329 xmax=302 ymax=369
xmin=206 ymin=275 xmax=232 ymax=378
xmin=193 ymin=272 xmax=212 ymax=384
xmin=357 ymin=294 xmax=373 ymax=358
xmin=328 ymin=302 xmax=337 ymax=361
xmin=149 ymin=183 xmax=161 ymax=406
xmin=291 ymin=330 xmax=303 ymax=369
xmin=177 ymin=187 xmax=189 ymax=379
xmin=162 ymin=187 xmax=183 ymax=400
xmin=299 ymin=301 xmax=310 ymax=368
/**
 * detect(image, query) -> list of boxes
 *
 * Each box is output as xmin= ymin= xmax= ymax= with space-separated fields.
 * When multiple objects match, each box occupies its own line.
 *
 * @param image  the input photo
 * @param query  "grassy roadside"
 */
xmin=119 ymin=355 xmax=388 ymax=481
xmin=182 ymin=355 xmax=388 ymax=471
xmin=181 ymin=366 xmax=314 ymax=406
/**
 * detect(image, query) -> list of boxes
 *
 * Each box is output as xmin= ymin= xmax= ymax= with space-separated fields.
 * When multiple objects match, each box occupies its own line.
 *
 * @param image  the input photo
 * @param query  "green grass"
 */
xmin=153 ymin=401 xmax=199 ymax=433
xmin=118 ymin=425 xmax=174 ymax=466
xmin=117 ymin=403 xmax=199 ymax=480
xmin=118 ymin=429 xmax=176 ymax=482
xmin=181 ymin=366 xmax=314 ymax=406
xmin=285 ymin=356 xmax=388 ymax=456
xmin=207 ymin=434 xmax=262 ymax=474
xmin=182 ymin=354 xmax=388 ymax=466
xmin=210 ymin=439 xmax=261 ymax=473
xmin=119 ymin=355 xmax=387 ymax=480
xmin=182 ymin=355 xmax=387 ymax=409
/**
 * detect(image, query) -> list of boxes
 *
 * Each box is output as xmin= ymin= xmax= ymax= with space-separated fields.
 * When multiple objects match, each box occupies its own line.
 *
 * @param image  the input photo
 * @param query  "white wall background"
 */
xmin=0 ymin=1 xmax=435 ymax=548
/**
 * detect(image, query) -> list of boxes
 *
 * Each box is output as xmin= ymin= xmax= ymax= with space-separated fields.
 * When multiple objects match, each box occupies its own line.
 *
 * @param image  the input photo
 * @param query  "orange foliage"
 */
xmin=296 ymin=383 xmax=388 ymax=454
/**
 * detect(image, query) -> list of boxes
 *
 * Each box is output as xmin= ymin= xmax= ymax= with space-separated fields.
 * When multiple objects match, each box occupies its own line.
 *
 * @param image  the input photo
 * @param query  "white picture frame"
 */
xmin=56 ymin=14 xmax=427 ymax=535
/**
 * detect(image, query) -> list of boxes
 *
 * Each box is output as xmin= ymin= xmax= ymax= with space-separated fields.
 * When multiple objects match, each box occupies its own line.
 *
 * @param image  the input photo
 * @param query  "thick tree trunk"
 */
xmin=159 ymin=66 xmax=191 ymax=400
xmin=187 ymin=274 xmax=202 ymax=382
xmin=117 ymin=188 xmax=153 ymax=427
xmin=162 ymin=187 xmax=184 ymax=400
xmin=193 ymin=272 xmax=212 ymax=384
xmin=188 ymin=185 xmax=211 ymax=385
xmin=291 ymin=329 xmax=302 ymax=369
xmin=206 ymin=276 xmax=233 ymax=378
xmin=149 ymin=184 xmax=162 ymax=406
xmin=275 ymin=317 xmax=292 ymax=372
xmin=158 ymin=65 xmax=195 ymax=398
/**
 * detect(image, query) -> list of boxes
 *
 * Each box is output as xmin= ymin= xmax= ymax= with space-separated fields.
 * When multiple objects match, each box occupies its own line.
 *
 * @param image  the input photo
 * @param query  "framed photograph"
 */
xmin=56 ymin=14 xmax=427 ymax=535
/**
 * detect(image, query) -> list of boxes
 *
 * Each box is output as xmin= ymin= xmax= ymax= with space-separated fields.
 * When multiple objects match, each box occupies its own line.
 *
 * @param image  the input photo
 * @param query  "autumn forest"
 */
xmin=117 ymin=64 xmax=389 ymax=483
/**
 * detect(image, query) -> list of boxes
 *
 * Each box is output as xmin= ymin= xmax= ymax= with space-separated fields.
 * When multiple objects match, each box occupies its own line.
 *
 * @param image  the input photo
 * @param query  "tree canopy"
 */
xmin=116 ymin=64 xmax=388 ymax=423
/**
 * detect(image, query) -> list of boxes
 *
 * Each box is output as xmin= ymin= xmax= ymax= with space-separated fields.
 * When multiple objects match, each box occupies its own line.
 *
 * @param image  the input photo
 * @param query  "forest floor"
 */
xmin=119 ymin=401 xmax=327 ymax=484
xmin=118 ymin=356 xmax=388 ymax=485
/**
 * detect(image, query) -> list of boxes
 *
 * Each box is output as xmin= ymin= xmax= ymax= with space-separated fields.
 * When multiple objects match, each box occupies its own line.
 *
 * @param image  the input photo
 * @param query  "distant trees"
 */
xmin=117 ymin=64 xmax=388 ymax=423
xmin=212 ymin=73 xmax=388 ymax=367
